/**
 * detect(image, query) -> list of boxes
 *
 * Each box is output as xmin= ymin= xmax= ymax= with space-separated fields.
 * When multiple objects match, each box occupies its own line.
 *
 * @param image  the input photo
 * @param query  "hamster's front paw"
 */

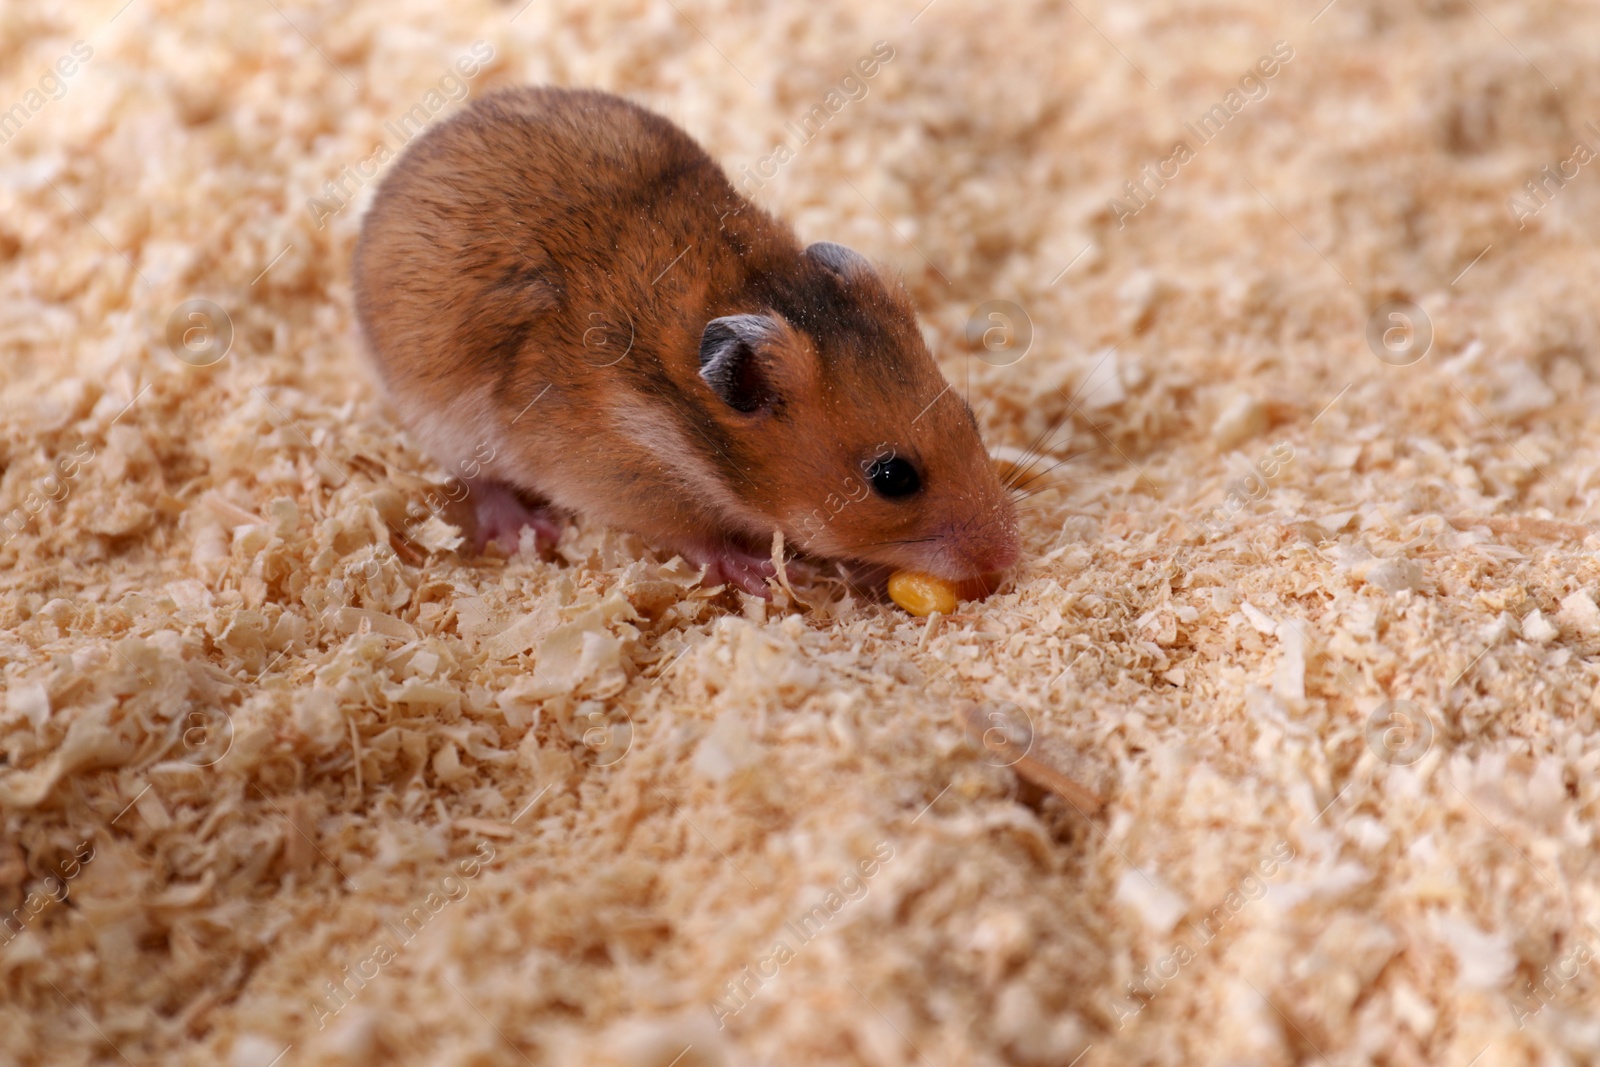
xmin=680 ymin=539 xmax=781 ymax=598
xmin=467 ymin=479 xmax=564 ymax=553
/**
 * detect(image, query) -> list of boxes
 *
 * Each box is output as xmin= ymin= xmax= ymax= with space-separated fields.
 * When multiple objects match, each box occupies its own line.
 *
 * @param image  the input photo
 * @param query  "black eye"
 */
xmin=867 ymin=456 xmax=921 ymax=499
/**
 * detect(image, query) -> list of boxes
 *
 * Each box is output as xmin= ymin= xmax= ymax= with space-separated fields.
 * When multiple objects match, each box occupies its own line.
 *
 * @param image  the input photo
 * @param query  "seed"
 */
xmin=888 ymin=571 xmax=960 ymax=617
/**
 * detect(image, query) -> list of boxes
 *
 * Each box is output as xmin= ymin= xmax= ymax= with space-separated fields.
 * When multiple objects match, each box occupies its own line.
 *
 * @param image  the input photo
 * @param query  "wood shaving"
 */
xmin=2 ymin=2 xmax=1599 ymax=1065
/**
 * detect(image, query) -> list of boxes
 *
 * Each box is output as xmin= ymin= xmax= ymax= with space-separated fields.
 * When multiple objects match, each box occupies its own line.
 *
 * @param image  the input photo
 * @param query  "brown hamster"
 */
xmin=353 ymin=86 xmax=1018 ymax=596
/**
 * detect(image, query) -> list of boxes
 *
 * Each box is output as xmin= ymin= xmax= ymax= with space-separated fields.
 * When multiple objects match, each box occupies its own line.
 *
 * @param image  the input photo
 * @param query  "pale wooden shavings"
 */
xmin=1 ymin=4 xmax=1599 ymax=1066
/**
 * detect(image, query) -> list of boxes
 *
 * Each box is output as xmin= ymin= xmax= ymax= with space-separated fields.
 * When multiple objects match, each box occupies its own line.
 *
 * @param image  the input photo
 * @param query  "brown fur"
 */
xmin=353 ymin=86 xmax=1017 ymax=582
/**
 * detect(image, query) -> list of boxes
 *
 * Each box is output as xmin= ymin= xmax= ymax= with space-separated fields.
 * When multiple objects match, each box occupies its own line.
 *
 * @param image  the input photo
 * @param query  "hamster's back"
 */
xmin=352 ymin=87 xmax=732 ymax=405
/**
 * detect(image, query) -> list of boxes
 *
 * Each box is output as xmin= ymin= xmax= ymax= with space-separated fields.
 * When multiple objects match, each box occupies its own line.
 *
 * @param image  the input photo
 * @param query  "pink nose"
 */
xmin=963 ymin=534 xmax=1019 ymax=575
xmin=940 ymin=521 xmax=1019 ymax=578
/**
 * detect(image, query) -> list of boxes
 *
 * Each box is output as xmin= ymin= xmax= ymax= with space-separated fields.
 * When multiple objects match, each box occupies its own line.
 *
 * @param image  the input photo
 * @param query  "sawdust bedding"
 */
xmin=4 ymin=0 xmax=1600 ymax=1064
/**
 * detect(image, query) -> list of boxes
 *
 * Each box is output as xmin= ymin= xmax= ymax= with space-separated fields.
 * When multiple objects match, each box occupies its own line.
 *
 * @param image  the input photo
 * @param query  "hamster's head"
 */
xmin=696 ymin=241 xmax=1019 ymax=582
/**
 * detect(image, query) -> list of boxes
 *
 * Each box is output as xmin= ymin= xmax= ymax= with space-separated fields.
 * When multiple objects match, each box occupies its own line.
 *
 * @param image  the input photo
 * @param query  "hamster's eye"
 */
xmin=868 ymin=456 xmax=921 ymax=499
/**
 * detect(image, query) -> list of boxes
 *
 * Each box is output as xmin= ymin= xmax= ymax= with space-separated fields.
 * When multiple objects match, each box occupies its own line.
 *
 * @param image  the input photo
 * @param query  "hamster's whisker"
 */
xmin=1012 ymin=474 xmax=1069 ymax=499
xmin=1013 ymin=480 xmax=1084 ymax=502
xmin=856 ymin=536 xmax=938 ymax=549
xmin=1018 ymin=440 xmax=1105 ymax=472
xmin=1013 ymin=431 xmax=1103 ymax=480
xmin=1014 ymin=500 xmax=1080 ymax=516
xmin=1009 ymin=446 xmax=1105 ymax=495
xmin=1002 ymin=414 xmax=1082 ymax=491
xmin=1001 ymin=421 xmax=1064 ymax=490
xmin=999 ymin=411 xmax=1062 ymax=483
xmin=1018 ymin=474 xmax=1132 ymax=498
xmin=970 ymin=392 xmax=996 ymax=427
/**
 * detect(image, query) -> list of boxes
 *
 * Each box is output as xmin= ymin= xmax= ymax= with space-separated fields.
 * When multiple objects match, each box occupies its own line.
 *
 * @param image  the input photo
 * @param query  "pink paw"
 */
xmin=683 ymin=540 xmax=780 ymax=597
xmin=468 ymin=480 xmax=564 ymax=553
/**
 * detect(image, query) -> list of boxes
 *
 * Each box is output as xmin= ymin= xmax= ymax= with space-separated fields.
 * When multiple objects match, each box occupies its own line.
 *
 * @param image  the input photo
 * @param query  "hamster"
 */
xmin=353 ymin=87 xmax=1018 ymax=597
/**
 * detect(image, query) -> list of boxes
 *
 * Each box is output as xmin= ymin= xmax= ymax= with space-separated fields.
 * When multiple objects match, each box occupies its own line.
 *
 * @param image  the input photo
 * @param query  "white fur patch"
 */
xmin=612 ymin=397 xmax=771 ymax=537
xmin=395 ymin=385 xmax=501 ymax=476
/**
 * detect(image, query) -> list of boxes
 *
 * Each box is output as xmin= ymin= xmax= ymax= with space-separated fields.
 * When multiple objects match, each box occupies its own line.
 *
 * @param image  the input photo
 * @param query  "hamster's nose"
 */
xmin=966 ymin=535 xmax=1019 ymax=575
xmin=953 ymin=521 xmax=1019 ymax=576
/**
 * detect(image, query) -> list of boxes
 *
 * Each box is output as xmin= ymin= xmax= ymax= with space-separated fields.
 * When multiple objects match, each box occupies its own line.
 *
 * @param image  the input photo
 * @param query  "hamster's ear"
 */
xmin=699 ymin=313 xmax=784 ymax=414
xmin=805 ymin=241 xmax=874 ymax=281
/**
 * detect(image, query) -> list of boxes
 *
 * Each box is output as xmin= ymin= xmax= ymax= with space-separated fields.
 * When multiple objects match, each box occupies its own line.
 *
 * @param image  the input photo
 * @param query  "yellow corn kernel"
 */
xmin=888 ymin=571 xmax=959 ymax=617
